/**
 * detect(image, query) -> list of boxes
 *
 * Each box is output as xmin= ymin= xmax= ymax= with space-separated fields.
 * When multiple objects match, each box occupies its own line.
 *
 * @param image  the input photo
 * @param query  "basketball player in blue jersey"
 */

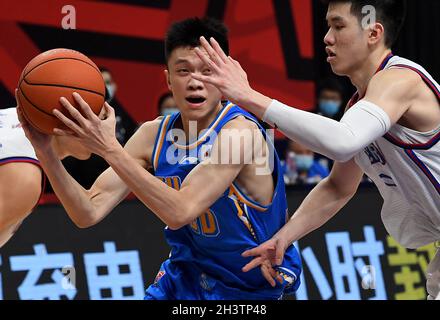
xmin=17 ymin=18 xmax=302 ymax=300
xmin=190 ymin=0 xmax=440 ymax=299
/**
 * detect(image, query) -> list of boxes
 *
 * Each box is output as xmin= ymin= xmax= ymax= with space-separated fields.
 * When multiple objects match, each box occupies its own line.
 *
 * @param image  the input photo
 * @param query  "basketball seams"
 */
xmin=18 ymin=85 xmax=104 ymax=120
xmin=18 ymin=86 xmax=58 ymax=118
xmin=22 ymin=57 xmax=101 ymax=80
xmin=17 ymin=90 xmax=51 ymax=134
xmin=22 ymin=78 xmax=105 ymax=97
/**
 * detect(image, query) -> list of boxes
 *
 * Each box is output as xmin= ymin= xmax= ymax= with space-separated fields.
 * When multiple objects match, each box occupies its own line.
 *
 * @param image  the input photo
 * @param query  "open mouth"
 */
xmin=186 ymin=96 xmax=206 ymax=104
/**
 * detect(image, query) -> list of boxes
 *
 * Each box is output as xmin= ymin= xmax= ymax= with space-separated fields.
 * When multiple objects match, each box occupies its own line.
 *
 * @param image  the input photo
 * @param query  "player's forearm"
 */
xmin=36 ymin=150 xmax=97 ymax=227
xmin=254 ymin=99 xmax=391 ymax=162
xmin=104 ymin=146 xmax=193 ymax=229
xmin=238 ymin=89 xmax=273 ymax=119
xmin=275 ymin=178 xmax=354 ymax=246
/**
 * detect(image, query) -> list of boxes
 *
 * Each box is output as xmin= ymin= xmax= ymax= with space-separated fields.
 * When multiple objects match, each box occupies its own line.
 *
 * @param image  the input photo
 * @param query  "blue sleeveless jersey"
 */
xmin=151 ymin=102 xmax=301 ymax=298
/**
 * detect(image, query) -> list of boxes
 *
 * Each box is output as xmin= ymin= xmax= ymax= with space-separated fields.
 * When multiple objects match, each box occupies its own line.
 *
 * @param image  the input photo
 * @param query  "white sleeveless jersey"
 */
xmin=0 ymin=107 xmax=38 ymax=164
xmin=354 ymin=55 xmax=440 ymax=249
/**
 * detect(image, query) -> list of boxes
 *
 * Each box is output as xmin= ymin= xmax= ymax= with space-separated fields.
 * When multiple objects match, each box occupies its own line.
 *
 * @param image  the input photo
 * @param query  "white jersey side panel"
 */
xmin=354 ymin=56 xmax=440 ymax=249
xmin=0 ymin=108 xmax=38 ymax=162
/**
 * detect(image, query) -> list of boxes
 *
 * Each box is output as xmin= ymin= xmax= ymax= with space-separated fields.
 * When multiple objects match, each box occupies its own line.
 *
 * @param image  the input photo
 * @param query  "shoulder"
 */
xmin=131 ymin=117 xmax=165 ymax=142
xmin=368 ymin=68 xmax=421 ymax=99
xmin=221 ymin=115 xmax=260 ymax=131
xmin=124 ymin=117 xmax=165 ymax=167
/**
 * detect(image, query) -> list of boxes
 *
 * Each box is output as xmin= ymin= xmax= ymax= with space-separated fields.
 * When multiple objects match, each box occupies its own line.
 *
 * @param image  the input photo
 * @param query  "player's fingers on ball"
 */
xmin=53 ymin=108 xmax=83 ymax=134
xmin=73 ymin=92 xmax=97 ymax=120
xmin=59 ymin=97 xmax=88 ymax=127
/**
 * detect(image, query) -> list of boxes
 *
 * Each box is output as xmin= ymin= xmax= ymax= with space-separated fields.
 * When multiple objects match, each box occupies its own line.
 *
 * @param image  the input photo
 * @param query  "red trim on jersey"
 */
xmin=382 ymin=63 xmax=440 ymax=149
xmin=391 ymin=64 xmax=440 ymax=99
xmin=346 ymin=52 xmax=394 ymax=110
xmin=405 ymin=149 xmax=440 ymax=196
xmin=384 ymin=131 xmax=440 ymax=150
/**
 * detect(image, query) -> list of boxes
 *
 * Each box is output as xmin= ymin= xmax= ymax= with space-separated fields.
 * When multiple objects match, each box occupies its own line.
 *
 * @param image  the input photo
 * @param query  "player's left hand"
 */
xmin=53 ymin=92 xmax=121 ymax=158
xmin=241 ymin=237 xmax=287 ymax=287
xmin=192 ymin=36 xmax=252 ymax=107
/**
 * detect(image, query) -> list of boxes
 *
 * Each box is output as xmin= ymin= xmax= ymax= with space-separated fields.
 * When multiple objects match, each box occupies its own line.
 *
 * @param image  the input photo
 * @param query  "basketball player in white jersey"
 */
xmin=191 ymin=0 xmax=440 ymax=299
xmin=0 ymin=103 xmax=90 ymax=248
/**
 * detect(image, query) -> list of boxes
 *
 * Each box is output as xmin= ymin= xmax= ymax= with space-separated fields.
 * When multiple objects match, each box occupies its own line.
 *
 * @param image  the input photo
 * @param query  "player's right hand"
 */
xmin=241 ymin=237 xmax=287 ymax=287
xmin=15 ymin=89 xmax=53 ymax=154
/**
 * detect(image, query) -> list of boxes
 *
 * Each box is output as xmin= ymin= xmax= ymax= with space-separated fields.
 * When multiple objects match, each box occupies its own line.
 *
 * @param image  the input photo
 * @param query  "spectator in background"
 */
xmin=314 ymin=77 xmax=346 ymax=171
xmin=158 ymin=92 xmax=178 ymax=116
xmin=101 ymin=67 xmax=138 ymax=145
xmin=316 ymin=77 xmax=345 ymax=120
xmin=284 ymin=140 xmax=329 ymax=186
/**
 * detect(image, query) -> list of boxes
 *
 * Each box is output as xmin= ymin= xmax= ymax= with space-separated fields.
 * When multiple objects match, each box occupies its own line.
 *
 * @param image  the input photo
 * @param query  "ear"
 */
xmin=368 ymin=22 xmax=385 ymax=46
xmin=164 ymin=69 xmax=172 ymax=91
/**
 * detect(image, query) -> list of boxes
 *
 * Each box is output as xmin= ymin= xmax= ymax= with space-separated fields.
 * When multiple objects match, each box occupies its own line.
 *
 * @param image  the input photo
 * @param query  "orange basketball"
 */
xmin=17 ymin=48 xmax=105 ymax=135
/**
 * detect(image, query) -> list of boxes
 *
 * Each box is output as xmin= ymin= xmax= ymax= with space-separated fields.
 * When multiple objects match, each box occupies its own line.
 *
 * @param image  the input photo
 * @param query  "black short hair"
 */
xmin=323 ymin=0 xmax=407 ymax=47
xmin=158 ymin=92 xmax=174 ymax=112
xmin=318 ymin=77 xmax=345 ymax=97
xmin=165 ymin=17 xmax=229 ymax=64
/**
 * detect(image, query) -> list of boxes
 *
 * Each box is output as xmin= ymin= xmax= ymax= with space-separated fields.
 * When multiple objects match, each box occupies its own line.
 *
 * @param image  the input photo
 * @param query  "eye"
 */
xmin=202 ymin=68 xmax=212 ymax=75
xmin=177 ymin=69 xmax=189 ymax=75
xmin=335 ymin=25 xmax=344 ymax=30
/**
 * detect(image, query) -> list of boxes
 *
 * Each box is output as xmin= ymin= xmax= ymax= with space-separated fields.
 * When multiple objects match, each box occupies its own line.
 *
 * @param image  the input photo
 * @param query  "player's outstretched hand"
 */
xmin=241 ymin=237 xmax=287 ymax=287
xmin=192 ymin=36 xmax=252 ymax=107
xmin=15 ymin=89 xmax=53 ymax=154
xmin=53 ymin=92 xmax=120 ymax=158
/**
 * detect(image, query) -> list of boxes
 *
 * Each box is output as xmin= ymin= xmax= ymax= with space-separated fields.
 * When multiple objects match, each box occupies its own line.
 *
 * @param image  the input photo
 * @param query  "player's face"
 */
xmin=324 ymin=3 xmax=370 ymax=76
xmin=165 ymin=47 xmax=223 ymax=121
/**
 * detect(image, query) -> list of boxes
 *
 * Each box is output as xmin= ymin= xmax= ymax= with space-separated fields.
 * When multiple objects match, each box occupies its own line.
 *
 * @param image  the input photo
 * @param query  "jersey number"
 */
xmin=160 ymin=176 xmax=220 ymax=237
xmin=190 ymin=210 xmax=220 ymax=237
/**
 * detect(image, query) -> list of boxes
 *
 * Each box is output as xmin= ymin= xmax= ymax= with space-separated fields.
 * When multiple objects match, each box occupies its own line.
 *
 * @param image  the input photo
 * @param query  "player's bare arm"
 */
xmin=53 ymin=94 xmax=271 ymax=230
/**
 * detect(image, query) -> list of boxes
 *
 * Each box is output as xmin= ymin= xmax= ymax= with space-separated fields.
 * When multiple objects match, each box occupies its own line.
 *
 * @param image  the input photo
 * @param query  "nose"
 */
xmin=188 ymin=74 xmax=204 ymax=91
xmin=324 ymin=28 xmax=335 ymax=46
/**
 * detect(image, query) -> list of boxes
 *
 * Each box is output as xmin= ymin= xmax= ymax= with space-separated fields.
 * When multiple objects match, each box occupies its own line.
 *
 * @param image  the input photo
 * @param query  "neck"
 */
xmin=179 ymin=102 xmax=223 ymax=143
xmin=348 ymin=48 xmax=392 ymax=97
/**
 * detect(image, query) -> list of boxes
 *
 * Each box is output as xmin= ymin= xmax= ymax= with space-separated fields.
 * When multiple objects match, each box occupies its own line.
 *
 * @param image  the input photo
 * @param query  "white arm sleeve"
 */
xmin=262 ymin=99 xmax=391 ymax=162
